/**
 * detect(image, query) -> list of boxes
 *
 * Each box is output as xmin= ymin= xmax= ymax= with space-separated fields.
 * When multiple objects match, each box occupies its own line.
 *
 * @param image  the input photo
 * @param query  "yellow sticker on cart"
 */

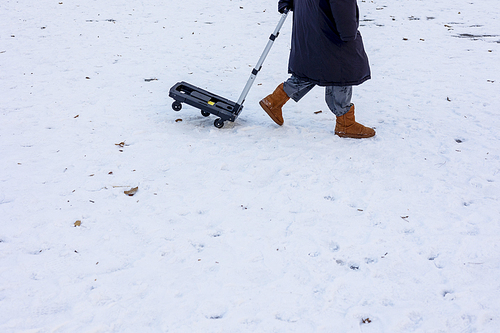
xmin=208 ymin=100 xmax=215 ymax=105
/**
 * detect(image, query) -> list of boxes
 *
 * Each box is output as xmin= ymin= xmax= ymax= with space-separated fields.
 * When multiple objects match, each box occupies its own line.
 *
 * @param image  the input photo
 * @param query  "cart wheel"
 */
xmin=214 ymin=118 xmax=224 ymax=129
xmin=201 ymin=111 xmax=210 ymax=117
xmin=172 ymin=101 xmax=182 ymax=111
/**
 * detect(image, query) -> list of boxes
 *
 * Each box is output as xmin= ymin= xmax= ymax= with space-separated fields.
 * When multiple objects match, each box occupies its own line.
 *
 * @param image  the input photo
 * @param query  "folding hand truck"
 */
xmin=169 ymin=10 xmax=290 ymax=128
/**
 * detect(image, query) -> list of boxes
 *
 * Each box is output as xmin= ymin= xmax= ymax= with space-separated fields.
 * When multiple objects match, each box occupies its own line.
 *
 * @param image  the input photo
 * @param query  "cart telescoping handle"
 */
xmin=235 ymin=9 xmax=290 ymax=107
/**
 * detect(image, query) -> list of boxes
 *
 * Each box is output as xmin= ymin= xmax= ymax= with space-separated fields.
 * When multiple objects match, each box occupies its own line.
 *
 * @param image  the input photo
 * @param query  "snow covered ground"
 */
xmin=1 ymin=0 xmax=499 ymax=332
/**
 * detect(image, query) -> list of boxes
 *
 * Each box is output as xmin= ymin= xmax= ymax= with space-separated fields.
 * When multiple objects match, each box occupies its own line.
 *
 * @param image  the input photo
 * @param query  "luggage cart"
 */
xmin=169 ymin=10 xmax=289 ymax=128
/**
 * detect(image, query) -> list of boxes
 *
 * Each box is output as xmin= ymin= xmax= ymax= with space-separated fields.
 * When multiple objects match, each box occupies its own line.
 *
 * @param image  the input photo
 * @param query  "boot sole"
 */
xmin=335 ymin=131 xmax=375 ymax=139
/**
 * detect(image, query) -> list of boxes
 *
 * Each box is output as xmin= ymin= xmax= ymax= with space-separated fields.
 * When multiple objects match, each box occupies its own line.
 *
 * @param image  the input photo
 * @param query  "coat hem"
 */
xmin=288 ymin=71 xmax=371 ymax=87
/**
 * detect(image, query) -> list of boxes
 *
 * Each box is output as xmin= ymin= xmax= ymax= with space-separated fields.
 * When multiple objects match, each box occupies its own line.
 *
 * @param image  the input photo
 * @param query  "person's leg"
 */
xmin=325 ymin=86 xmax=353 ymax=116
xmin=326 ymin=85 xmax=375 ymax=138
xmin=283 ymin=76 xmax=316 ymax=102
xmin=260 ymin=75 xmax=315 ymax=126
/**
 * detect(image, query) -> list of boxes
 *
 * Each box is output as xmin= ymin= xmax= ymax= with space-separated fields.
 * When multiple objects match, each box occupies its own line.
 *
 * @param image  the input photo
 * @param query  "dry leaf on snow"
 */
xmin=124 ymin=187 xmax=139 ymax=196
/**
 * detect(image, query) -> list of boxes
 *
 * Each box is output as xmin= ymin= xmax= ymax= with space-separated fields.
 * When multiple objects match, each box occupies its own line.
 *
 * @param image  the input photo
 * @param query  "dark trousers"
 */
xmin=283 ymin=75 xmax=353 ymax=116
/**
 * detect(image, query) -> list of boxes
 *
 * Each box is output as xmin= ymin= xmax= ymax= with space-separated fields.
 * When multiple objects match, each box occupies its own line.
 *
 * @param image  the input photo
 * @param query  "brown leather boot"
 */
xmin=335 ymin=104 xmax=375 ymax=138
xmin=259 ymin=83 xmax=290 ymax=126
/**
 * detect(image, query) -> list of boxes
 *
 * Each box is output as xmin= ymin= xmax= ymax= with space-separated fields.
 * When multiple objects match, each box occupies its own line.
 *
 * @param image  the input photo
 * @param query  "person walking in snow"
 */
xmin=259 ymin=0 xmax=375 ymax=138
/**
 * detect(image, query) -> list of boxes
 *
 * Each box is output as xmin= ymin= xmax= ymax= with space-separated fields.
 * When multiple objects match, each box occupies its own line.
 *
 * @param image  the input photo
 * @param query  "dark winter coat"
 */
xmin=278 ymin=0 xmax=371 ymax=86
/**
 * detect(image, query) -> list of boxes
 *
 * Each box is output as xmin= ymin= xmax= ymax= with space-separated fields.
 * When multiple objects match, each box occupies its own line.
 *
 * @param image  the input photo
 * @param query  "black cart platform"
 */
xmin=169 ymin=82 xmax=242 ymax=128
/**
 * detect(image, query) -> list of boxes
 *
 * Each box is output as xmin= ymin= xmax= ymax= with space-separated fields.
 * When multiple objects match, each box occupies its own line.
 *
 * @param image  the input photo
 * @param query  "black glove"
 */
xmin=278 ymin=0 xmax=293 ymax=13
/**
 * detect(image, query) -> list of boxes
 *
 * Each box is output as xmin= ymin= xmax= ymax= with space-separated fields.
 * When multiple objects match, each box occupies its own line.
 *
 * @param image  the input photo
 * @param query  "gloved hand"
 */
xmin=278 ymin=0 xmax=293 ymax=13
